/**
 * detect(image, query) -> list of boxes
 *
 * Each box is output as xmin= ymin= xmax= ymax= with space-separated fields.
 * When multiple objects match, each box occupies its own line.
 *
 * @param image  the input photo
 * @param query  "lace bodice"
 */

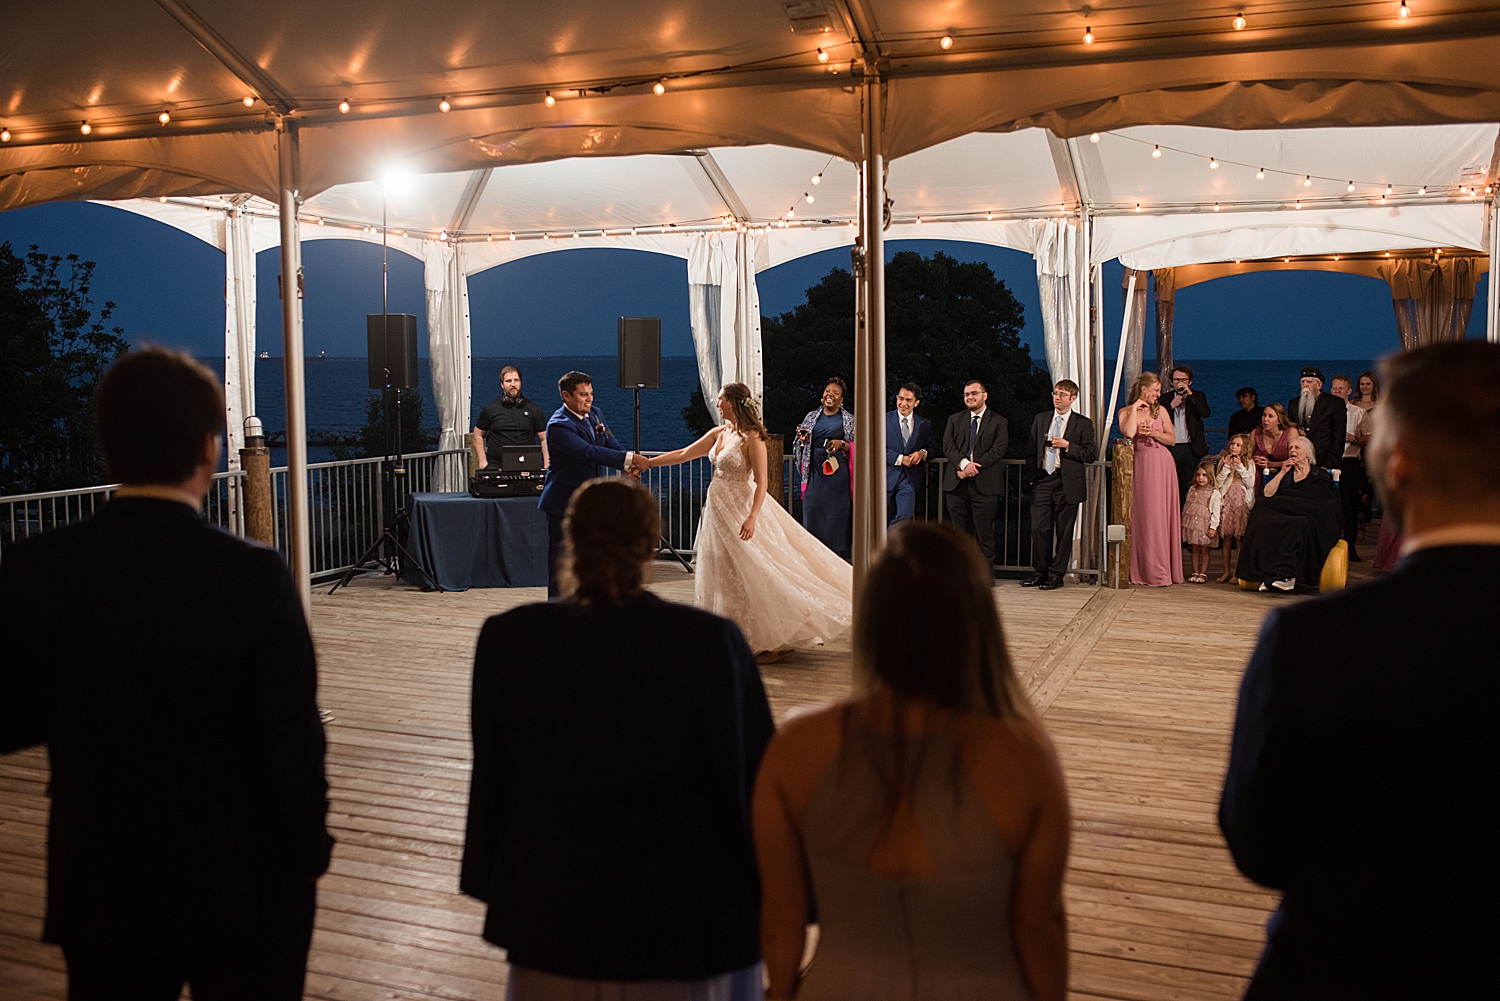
xmin=710 ymin=429 xmax=753 ymax=491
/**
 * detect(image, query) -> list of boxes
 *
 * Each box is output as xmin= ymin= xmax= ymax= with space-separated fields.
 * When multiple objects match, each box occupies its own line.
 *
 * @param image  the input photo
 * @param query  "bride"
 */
xmin=646 ymin=382 xmax=852 ymax=662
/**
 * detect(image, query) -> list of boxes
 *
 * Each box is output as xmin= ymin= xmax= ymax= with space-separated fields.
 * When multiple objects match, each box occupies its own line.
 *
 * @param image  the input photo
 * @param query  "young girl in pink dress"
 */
xmin=1120 ymin=372 xmax=1184 ymax=586
xmin=1215 ymin=434 xmax=1256 ymax=583
xmin=1181 ymin=462 xmax=1220 ymax=583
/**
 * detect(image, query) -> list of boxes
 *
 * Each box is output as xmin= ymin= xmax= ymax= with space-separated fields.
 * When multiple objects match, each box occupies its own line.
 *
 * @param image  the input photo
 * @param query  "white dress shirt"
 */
xmin=958 ymin=407 xmax=986 ymax=471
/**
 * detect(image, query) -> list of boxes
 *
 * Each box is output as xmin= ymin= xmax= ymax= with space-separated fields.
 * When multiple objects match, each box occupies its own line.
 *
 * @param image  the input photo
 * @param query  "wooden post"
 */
xmin=1106 ymin=441 xmax=1133 ymax=588
xmin=241 ymin=426 xmax=274 ymax=547
xmin=765 ymin=433 xmax=786 ymax=510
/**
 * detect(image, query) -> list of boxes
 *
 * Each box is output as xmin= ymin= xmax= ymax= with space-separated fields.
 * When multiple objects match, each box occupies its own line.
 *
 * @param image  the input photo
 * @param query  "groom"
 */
xmin=539 ymin=371 xmax=648 ymax=597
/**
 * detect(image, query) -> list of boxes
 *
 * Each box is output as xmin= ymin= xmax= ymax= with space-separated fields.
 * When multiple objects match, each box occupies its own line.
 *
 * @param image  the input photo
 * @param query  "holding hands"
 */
xmin=625 ymin=453 xmax=652 ymax=478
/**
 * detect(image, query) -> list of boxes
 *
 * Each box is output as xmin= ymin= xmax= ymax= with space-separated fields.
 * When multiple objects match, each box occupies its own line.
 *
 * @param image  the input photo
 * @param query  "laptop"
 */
xmin=498 ymin=445 xmax=545 ymax=474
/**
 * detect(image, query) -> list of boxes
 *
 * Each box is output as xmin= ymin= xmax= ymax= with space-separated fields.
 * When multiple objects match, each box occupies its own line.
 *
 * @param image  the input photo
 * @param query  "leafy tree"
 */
xmin=330 ymin=387 xmax=429 ymax=460
xmin=685 ymin=251 xmax=1051 ymax=456
xmin=0 ymin=243 xmax=129 ymax=493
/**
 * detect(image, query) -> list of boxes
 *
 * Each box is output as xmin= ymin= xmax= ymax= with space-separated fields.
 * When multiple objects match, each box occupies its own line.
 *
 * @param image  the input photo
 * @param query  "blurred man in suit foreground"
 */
xmin=1220 ymin=340 xmax=1500 ymax=1000
xmin=0 ymin=349 xmax=332 ymax=1001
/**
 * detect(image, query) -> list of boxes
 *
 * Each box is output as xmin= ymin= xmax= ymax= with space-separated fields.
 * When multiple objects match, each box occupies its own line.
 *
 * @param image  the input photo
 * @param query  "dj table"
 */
xmin=402 ymin=492 xmax=549 ymax=590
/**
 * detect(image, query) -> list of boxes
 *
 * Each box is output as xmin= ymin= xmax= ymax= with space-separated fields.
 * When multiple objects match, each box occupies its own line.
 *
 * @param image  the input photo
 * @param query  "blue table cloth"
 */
xmin=403 ymin=492 xmax=549 ymax=590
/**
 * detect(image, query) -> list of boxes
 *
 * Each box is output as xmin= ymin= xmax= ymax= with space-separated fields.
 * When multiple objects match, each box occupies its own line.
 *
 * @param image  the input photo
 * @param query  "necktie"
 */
xmin=901 ymin=415 xmax=911 ymax=448
xmin=1046 ymin=413 xmax=1065 ymax=474
xmin=968 ymin=414 xmax=980 ymax=458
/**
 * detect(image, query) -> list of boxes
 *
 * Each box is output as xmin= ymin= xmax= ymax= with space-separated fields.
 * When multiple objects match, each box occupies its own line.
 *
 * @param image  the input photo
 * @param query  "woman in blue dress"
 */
xmin=794 ymin=377 xmax=856 ymax=561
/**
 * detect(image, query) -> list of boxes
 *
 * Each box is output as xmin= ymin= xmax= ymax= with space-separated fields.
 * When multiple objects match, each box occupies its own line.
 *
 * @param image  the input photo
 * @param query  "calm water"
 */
xmin=206 ymin=356 xmax=1377 ymax=467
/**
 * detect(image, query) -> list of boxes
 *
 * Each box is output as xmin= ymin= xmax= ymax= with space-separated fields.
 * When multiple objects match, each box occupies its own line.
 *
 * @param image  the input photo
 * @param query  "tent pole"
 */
xmin=277 ymin=120 xmax=312 ymax=613
xmin=1489 ymin=197 xmax=1499 ymax=344
xmin=853 ymin=72 xmax=888 ymax=587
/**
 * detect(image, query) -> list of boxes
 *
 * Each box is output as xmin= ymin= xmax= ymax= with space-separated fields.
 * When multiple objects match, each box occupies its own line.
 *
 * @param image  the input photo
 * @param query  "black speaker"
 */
xmin=617 ymin=317 xmax=661 ymax=389
xmin=367 ymin=314 xmax=419 ymax=390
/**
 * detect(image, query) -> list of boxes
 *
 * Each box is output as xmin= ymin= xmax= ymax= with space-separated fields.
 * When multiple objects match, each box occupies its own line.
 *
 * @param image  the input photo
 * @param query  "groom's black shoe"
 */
xmin=1020 ymin=575 xmax=1046 ymax=587
xmin=1038 ymin=576 xmax=1065 ymax=590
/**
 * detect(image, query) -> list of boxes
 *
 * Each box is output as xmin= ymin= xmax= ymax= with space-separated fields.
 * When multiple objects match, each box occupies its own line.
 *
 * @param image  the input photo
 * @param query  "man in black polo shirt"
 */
xmin=473 ymin=366 xmax=550 ymax=469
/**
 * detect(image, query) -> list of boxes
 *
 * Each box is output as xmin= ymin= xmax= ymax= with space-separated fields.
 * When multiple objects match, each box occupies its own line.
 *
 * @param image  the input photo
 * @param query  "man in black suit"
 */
xmin=1220 ymin=341 xmax=1500 ymax=999
xmin=1165 ymin=365 xmax=1210 ymax=503
xmin=0 ymin=349 xmax=332 ymax=1000
xmin=1287 ymin=366 xmax=1345 ymax=471
xmin=1022 ymin=380 xmax=1098 ymax=590
xmin=942 ymin=379 xmax=1008 ymax=565
xmin=886 ymin=383 xmax=935 ymax=525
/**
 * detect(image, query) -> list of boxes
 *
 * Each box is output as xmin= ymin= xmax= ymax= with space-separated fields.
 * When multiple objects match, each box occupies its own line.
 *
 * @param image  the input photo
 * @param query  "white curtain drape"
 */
xmin=1120 ymin=267 xmax=1148 ymax=391
xmin=423 ymin=240 xmax=473 ymax=491
xmin=1379 ymin=257 xmax=1482 ymax=349
xmin=221 ymin=205 xmax=257 ymax=533
xmin=1034 ymin=219 xmax=1087 ymax=393
xmin=688 ymin=231 xmax=764 ymax=423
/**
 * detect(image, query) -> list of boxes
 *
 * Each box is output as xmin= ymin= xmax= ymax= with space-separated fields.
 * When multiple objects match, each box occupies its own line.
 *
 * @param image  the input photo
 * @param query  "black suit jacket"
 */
xmin=1165 ymin=388 xmax=1211 ymax=456
xmin=1023 ymin=410 xmax=1099 ymax=505
xmin=1287 ymin=392 xmax=1346 ymax=470
xmin=461 ymin=593 xmax=773 ymax=981
xmin=941 ymin=408 xmax=1009 ymax=495
xmin=0 ymin=498 xmax=332 ymax=951
xmin=1220 ymin=545 xmax=1500 ymax=999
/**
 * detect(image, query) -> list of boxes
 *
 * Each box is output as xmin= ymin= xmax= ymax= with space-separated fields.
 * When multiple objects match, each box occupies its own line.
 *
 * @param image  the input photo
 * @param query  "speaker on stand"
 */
xmin=618 ymin=317 xmax=691 ymax=574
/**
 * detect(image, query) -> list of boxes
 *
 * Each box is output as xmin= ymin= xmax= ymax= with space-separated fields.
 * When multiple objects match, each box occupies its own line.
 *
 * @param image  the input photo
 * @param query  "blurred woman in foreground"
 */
xmin=753 ymin=522 xmax=1071 ymax=1000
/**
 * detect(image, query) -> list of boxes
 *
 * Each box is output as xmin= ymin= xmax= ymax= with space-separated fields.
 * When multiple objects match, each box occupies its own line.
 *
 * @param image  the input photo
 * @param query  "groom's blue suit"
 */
xmin=538 ymin=404 xmax=629 ymax=597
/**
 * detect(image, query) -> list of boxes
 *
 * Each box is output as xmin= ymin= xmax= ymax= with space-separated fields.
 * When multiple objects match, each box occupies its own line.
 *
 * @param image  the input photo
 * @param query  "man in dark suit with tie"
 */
xmin=0 ymin=349 xmax=332 ymax=1000
xmin=1022 ymin=379 xmax=1098 ymax=590
xmin=1165 ymin=366 xmax=1211 ymax=504
xmin=1220 ymin=341 xmax=1500 ymax=999
xmin=886 ymin=383 xmax=935 ymax=525
xmin=539 ymin=370 xmax=648 ymax=597
xmin=941 ymin=379 xmax=1009 ymax=565
xmin=1286 ymin=366 xmax=1345 ymax=471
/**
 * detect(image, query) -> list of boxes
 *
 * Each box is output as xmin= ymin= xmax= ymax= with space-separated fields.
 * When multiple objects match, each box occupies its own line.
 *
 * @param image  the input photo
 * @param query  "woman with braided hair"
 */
xmin=647 ymin=382 xmax=852 ymax=662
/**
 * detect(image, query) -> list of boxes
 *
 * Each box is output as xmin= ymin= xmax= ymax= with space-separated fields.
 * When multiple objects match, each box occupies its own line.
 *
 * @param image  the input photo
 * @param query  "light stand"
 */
xmin=329 ymin=185 xmax=439 ymax=593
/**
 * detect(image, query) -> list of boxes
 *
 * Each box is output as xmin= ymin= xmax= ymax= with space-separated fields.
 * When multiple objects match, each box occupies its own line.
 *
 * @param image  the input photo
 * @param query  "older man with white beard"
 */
xmin=1287 ymin=366 xmax=1345 ymax=471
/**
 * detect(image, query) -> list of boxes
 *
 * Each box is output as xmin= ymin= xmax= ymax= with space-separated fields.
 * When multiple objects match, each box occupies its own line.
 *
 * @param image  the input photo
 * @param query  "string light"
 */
xmin=1135 ymin=202 xmax=1142 ymax=212
xmin=439 ymin=229 xmax=447 ymax=240
xmin=985 ymin=211 xmax=994 ymax=220
xmin=316 ymin=217 xmax=325 ymax=226
xmin=158 ymin=196 xmax=167 ymax=203
xmin=1303 ymin=175 xmax=1312 ymax=187
xmin=1418 ymin=186 xmax=1427 ymax=194
xmin=439 ymin=98 xmax=451 ymax=113
xmin=544 ymin=92 xmax=555 ymax=107
xmin=1256 ymin=167 xmax=1265 ymax=179
xmin=338 ymin=99 xmax=350 ymax=113
xmin=811 ymin=173 xmax=822 ymax=185
xmin=80 ymin=121 xmax=91 ymax=135
xmin=1213 ymin=202 xmax=1220 ymax=211
xmin=1295 ymin=200 xmax=1303 ymax=209
xmin=1234 ymin=13 xmax=1246 ymax=30
xmin=653 ymin=80 xmax=666 ymax=96
xmin=0 ymin=128 xmax=9 ymax=142
xmin=630 ymin=227 xmax=637 ymax=236
xmin=939 ymin=35 xmax=953 ymax=50
xmin=1209 ymin=157 xmax=1219 ymax=169
xmin=572 ymin=231 xmax=580 ymax=238
xmin=1083 ymin=24 xmax=1094 ymax=44
xmin=486 ymin=234 xmax=493 ymax=242
xmin=243 ymin=95 xmax=256 ymax=107
xmin=1089 ymin=132 xmax=1100 ymax=143
xmin=1151 ymin=145 xmax=1162 ymax=159
xmin=1399 ymin=0 xmax=1410 ymax=18
xmin=1347 ymin=181 xmax=1356 ymax=192
xmin=786 ymin=207 xmax=795 ymax=218
xmin=805 ymin=192 xmax=814 ymax=203
xmin=914 ymin=216 xmax=922 ymax=224
xmin=510 ymin=232 xmax=517 ymax=241
xmin=158 ymin=110 xmax=171 ymax=125
xmin=817 ymin=47 xmax=828 ymax=62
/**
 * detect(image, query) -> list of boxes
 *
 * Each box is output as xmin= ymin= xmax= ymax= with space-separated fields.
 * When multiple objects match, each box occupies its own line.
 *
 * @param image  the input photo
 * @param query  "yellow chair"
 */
xmin=1238 ymin=540 xmax=1348 ymax=592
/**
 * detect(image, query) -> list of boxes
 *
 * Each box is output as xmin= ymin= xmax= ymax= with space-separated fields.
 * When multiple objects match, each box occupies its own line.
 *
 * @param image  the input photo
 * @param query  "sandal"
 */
xmin=1189 ymin=573 xmax=1206 ymax=583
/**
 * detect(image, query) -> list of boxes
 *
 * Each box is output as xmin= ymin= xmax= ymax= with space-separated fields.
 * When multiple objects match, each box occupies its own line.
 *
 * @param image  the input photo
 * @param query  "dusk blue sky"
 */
xmin=1 ymin=201 xmax=1488 ymax=362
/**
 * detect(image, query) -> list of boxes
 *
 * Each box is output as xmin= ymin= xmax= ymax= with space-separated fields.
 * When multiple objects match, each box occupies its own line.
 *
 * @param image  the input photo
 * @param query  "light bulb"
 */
xmin=1213 ymin=202 xmax=1221 ymax=211
xmin=1209 ymin=157 xmax=1219 ymax=169
xmin=1399 ymin=1 xmax=1410 ymax=18
xmin=1347 ymin=181 xmax=1356 ymax=192
xmin=1385 ymin=184 xmax=1393 ymax=195
xmin=985 ymin=211 xmax=993 ymax=220
xmin=1303 ymin=175 xmax=1312 ymax=186
xmin=544 ymin=92 xmax=555 ymax=107
xmin=158 ymin=196 xmax=167 ymax=203
xmin=1135 ymin=202 xmax=1142 ymax=212
xmin=510 ymin=232 xmax=517 ymax=241
xmin=1 ymin=129 xmax=10 ymax=142
xmin=1418 ymin=186 xmax=1427 ymax=195
xmin=1256 ymin=167 xmax=1265 ymax=179
xmin=817 ymin=47 xmax=828 ymax=62
xmin=316 ymin=216 xmax=325 ymax=226
xmin=1089 ymin=132 xmax=1100 ymax=143
xmin=787 ymin=207 xmax=794 ymax=218
xmin=939 ymin=35 xmax=953 ymax=50
xmin=243 ymin=95 xmax=256 ymax=107
xmin=630 ymin=227 xmax=637 ymax=236
xmin=439 ymin=229 xmax=447 ymax=240
xmin=653 ymin=80 xmax=666 ymax=96
xmin=572 ymin=231 xmax=580 ymax=238
xmin=1151 ymin=145 xmax=1162 ymax=159
xmin=158 ymin=110 xmax=171 ymax=125
xmin=915 ymin=216 xmax=922 ymax=224
xmin=487 ymin=234 xmax=493 ymax=242
xmin=1234 ymin=13 xmax=1246 ymax=29
xmin=811 ymin=173 xmax=822 ymax=185
xmin=805 ymin=192 xmax=815 ymax=203
xmin=1295 ymin=200 xmax=1302 ymax=208
xmin=439 ymin=98 xmax=451 ymax=113
xmin=80 ymin=121 xmax=91 ymax=135
xmin=338 ymin=99 xmax=350 ymax=113
xmin=1083 ymin=25 xmax=1094 ymax=44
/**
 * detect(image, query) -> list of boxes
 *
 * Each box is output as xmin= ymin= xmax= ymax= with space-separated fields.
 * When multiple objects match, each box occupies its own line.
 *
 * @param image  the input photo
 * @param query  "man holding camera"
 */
xmin=1166 ymin=366 xmax=1210 ymax=504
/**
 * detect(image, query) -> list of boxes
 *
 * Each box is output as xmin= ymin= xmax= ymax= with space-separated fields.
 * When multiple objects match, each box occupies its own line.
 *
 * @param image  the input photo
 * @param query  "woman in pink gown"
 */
xmin=1120 ymin=373 xmax=1183 ymax=586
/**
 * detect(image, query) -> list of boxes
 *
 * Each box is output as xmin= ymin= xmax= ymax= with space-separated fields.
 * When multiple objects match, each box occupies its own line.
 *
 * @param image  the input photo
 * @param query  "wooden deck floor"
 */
xmin=1 ymin=533 xmax=1385 ymax=1000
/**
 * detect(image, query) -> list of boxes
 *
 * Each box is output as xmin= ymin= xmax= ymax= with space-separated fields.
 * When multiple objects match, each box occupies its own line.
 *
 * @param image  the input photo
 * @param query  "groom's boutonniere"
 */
xmin=591 ymin=418 xmax=607 ymax=437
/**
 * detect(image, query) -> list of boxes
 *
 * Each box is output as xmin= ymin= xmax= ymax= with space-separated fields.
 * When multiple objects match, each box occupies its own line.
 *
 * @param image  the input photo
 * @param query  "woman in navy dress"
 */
xmin=794 ymin=377 xmax=856 ymax=561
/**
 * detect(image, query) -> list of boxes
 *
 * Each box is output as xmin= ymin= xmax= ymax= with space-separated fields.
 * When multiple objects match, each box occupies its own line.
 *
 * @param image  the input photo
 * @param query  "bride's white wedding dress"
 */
xmin=695 ymin=429 xmax=853 ymax=652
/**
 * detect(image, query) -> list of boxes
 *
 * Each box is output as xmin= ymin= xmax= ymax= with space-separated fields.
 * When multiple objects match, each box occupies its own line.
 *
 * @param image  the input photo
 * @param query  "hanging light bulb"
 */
xmin=1256 ymin=167 xmax=1265 ymax=179
xmin=316 ymin=216 xmax=325 ymax=226
xmin=338 ymin=99 xmax=351 ymax=113
xmin=1303 ymin=175 xmax=1313 ymax=187
xmin=572 ymin=231 xmax=580 ymax=238
xmin=243 ymin=95 xmax=256 ymax=107
xmin=630 ymin=227 xmax=637 ymax=236
xmin=811 ymin=173 xmax=822 ymax=185
xmin=1 ymin=128 xmax=10 ymax=142
xmin=1151 ymin=145 xmax=1162 ymax=159
xmin=1347 ymin=181 xmax=1356 ymax=192
xmin=439 ymin=98 xmax=451 ymax=113
xmin=1418 ymin=185 xmax=1427 ymax=195
xmin=1089 ymin=132 xmax=1100 ymax=143
xmin=1213 ymin=202 xmax=1221 ymax=211
xmin=544 ymin=92 xmax=555 ymax=107
xmin=1135 ymin=202 xmax=1142 ymax=212
xmin=915 ymin=216 xmax=922 ymax=224
xmin=1399 ymin=0 xmax=1410 ymax=18
xmin=510 ymin=231 xmax=517 ymax=241
xmin=80 ymin=121 xmax=91 ymax=135
xmin=653 ymin=80 xmax=666 ymax=96
xmin=787 ymin=207 xmax=795 ymax=218
xmin=817 ymin=47 xmax=829 ymax=62
xmin=1234 ymin=13 xmax=1246 ymax=30
xmin=158 ymin=110 xmax=171 ymax=125
xmin=439 ymin=229 xmax=448 ymax=240
xmin=805 ymin=192 xmax=815 ymax=203
xmin=1209 ymin=157 xmax=1219 ymax=170
xmin=985 ymin=211 xmax=994 ymax=220
xmin=939 ymin=35 xmax=953 ymax=50
xmin=1295 ymin=200 xmax=1303 ymax=208
xmin=158 ymin=196 xmax=167 ymax=203
xmin=1083 ymin=24 xmax=1094 ymax=44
